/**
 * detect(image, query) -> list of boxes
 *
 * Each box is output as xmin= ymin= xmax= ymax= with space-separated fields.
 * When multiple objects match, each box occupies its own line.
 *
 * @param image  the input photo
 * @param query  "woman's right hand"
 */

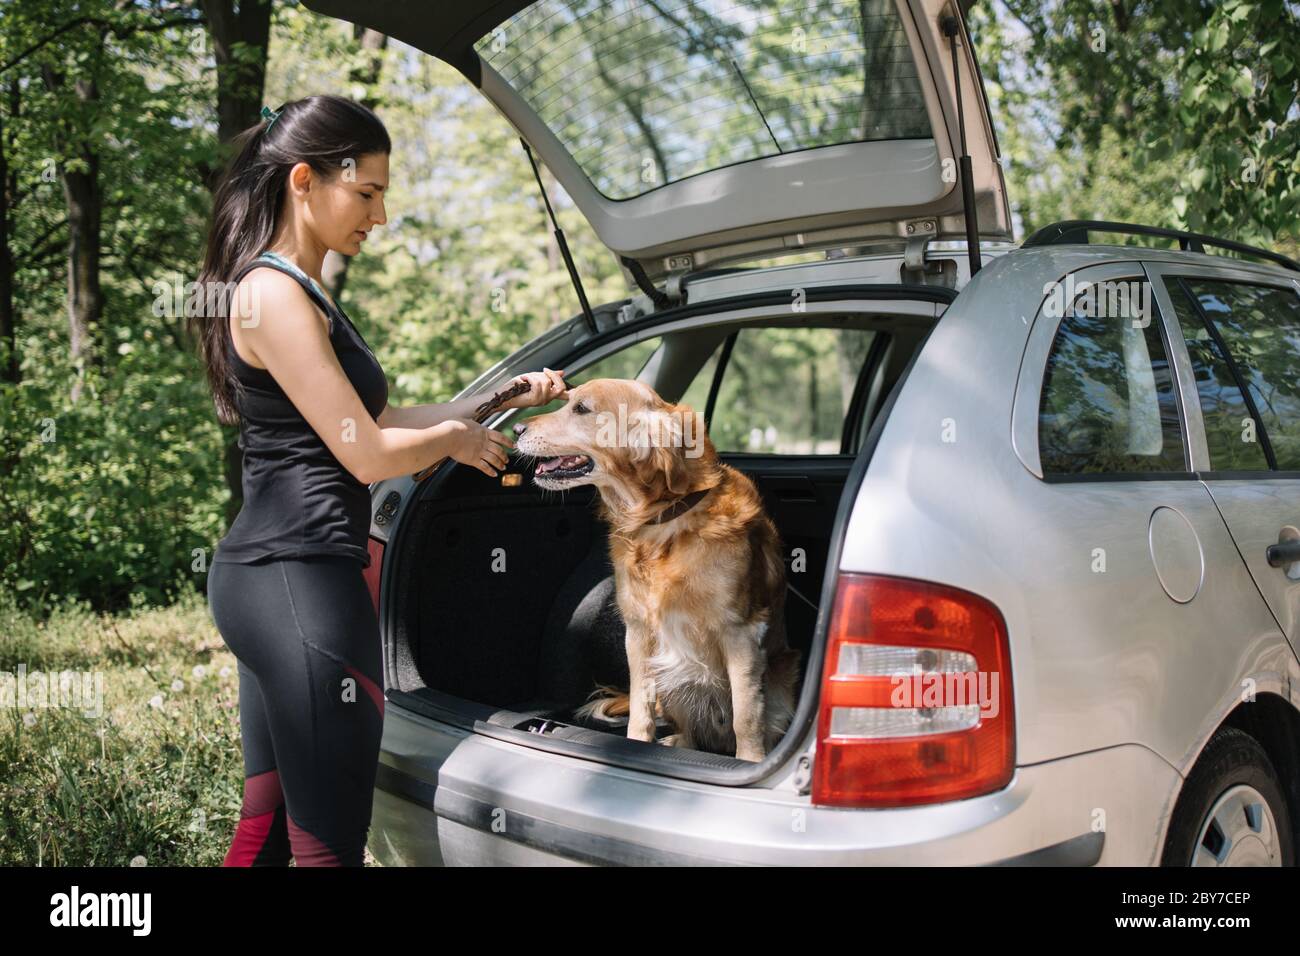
xmin=445 ymin=418 xmax=514 ymax=477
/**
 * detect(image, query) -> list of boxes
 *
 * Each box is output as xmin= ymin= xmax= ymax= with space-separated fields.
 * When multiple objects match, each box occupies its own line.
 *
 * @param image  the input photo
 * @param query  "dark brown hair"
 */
xmin=193 ymin=94 xmax=391 ymax=424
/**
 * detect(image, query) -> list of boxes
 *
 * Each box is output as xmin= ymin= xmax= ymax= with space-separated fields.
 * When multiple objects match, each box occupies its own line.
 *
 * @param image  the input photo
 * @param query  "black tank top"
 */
xmin=212 ymin=251 xmax=389 ymax=567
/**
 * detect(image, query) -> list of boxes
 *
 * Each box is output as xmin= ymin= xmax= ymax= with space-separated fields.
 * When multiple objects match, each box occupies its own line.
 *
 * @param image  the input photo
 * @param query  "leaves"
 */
xmin=986 ymin=0 xmax=1299 ymax=250
xmin=1210 ymin=22 xmax=1231 ymax=52
xmin=1232 ymin=67 xmax=1255 ymax=99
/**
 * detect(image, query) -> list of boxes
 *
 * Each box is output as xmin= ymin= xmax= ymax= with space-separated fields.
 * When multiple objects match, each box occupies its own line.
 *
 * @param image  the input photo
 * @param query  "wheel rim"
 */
xmin=1190 ymin=784 xmax=1283 ymax=866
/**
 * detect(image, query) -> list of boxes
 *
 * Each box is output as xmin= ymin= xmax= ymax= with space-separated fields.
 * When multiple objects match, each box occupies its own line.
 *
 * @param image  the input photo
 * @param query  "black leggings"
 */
xmin=207 ymin=555 xmax=384 ymax=866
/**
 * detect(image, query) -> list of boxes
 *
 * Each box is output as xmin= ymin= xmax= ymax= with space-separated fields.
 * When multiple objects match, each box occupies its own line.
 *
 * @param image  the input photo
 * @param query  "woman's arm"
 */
xmin=236 ymin=271 xmax=513 ymax=483
xmin=376 ymin=368 xmax=566 ymax=429
xmin=375 ymin=393 xmax=495 ymax=430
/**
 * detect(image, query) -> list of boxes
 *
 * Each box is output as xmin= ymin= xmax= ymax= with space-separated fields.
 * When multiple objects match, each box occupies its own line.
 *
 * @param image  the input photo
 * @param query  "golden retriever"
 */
xmin=513 ymin=378 xmax=800 ymax=762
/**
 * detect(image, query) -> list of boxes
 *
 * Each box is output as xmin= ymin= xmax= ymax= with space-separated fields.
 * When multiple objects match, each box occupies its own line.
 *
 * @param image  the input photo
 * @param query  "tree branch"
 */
xmin=1 ymin=13 xmax=203 ymax=74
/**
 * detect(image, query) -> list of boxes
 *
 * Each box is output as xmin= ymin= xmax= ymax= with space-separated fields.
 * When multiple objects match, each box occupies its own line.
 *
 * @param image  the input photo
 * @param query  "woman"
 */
xmin=193 ymin=94 xmax=565 ymax=866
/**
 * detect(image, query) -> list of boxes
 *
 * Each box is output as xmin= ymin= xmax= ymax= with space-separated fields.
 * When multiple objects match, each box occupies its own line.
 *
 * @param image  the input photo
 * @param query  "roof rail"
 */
xmin=1021 ymin=219 xmax=1300 ymax=273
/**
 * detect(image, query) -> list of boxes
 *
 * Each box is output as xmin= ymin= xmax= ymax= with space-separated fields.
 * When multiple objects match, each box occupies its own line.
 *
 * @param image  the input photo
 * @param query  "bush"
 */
xmin=0 ymin=329 xmax=229 ymax=613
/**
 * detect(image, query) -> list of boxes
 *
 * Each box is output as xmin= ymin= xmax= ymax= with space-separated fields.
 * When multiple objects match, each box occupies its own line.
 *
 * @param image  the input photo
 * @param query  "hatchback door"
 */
xmin=300 ymin=0 xmax=1011 ymax=279
xmin=1146 ymin=262 xmax=1300 ymax=657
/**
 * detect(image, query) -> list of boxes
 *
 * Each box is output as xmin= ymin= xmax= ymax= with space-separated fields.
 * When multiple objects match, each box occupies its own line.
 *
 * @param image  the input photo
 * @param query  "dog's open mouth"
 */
xmin=534 ymin=454 xmax=594 ymax=481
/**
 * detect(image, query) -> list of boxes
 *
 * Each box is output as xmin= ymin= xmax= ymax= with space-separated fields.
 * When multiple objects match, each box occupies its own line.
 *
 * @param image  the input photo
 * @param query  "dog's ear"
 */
xmin=648 ymin=441 xmax=690 ymax=497
xmin=628 ymin=406 xmax=691 ymax=496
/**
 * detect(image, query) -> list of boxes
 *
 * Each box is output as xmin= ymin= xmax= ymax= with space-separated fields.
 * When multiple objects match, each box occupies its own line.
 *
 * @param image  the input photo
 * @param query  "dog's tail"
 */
xmin=573 ymin=684 xmax=662 ymax=722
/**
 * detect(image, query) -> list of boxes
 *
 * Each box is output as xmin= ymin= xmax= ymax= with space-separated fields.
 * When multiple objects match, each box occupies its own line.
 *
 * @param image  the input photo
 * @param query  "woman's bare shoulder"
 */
xmin=230 ymin=265 xmax=331 ymax=334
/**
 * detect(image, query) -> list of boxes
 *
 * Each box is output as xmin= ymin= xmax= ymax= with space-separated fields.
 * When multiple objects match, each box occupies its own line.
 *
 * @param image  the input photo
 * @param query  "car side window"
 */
xmin=565 ymin=335 xmax=663 ymax=388
xmin=1171 ymin=279 xmax=1300 ymax=472
xmin=509 ymin=335 xmax=663 ymax=425
xmin=1038 ymin=288 xmax=1186 ymax=476
xmin=687 ymin=326 xmax=877 ymax=454
xmin=1165 ymin=281 xmax=1270 ymax=471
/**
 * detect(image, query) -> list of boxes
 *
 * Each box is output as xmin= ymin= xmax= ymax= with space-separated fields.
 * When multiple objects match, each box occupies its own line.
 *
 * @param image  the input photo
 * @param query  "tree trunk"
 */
xmin=0 ymin=78 xmax=19 ymax=385
xmin=200 ymin=0 xmax=275 ymax=522
xmin=322 ymin=26 xmax=389 ymax=299
xmin=40 ymin=64 xmax=103 ymax=403
xmin=64 ymin=87 xmax=103 ymax=402
xmin=201 ymin=0 xmax=274 ymax=184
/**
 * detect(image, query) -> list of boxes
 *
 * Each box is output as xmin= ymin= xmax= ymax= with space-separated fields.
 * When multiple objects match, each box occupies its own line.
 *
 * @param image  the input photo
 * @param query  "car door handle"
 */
xmin=1265 ymin=540 xmax=1300 ymax=568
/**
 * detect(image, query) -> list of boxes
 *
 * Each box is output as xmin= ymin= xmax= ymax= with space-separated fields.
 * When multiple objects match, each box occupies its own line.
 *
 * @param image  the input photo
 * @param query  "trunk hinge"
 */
xmin=900 ymin=235 xmax=958 ymax=289
xmin=520 ymin=139 xmax=598 ymax=336
xmin=903 ymin=235 xmax=930 ymax=273
xmin=900 ymin=221 xmax=958 ymax=288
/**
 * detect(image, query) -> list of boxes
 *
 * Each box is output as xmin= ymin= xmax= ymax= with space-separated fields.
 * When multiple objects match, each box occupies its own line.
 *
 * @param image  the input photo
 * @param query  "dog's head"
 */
xmin=515 ymin=378 xmax=716 ymax=507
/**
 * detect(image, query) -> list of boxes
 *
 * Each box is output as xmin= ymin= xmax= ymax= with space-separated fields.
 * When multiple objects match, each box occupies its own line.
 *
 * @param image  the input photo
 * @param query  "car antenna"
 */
xmin=941 ymin=13 xmax=982 ymax=276
xmin=520 ymin=138 xmax=599 ymax=336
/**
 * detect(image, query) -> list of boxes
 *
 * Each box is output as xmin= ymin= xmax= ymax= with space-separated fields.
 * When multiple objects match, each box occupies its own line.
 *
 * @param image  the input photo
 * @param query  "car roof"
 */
xmin=995 ymin=242 xmax=1300 ymax=285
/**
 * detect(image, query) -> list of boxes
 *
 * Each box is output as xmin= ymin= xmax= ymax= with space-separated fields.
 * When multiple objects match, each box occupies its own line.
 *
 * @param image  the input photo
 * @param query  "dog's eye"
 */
xmin=572 ymin=402 xmax=591 ymax=415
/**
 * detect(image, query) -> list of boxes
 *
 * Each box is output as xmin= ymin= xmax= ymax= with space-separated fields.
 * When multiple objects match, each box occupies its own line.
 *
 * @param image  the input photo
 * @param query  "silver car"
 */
xmin=303 ymin=0 xmax=1300 ymax=866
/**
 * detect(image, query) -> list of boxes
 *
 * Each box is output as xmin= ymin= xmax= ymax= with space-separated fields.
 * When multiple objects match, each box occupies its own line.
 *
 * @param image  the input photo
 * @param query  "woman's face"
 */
xmin=292 ymin=150 xmax=389 ymax=255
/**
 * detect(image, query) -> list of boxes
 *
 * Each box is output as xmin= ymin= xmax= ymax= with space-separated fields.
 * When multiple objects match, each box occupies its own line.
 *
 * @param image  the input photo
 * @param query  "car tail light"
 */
xmin=362 ymin=537 xmax=385 ymax=614
xmin=812 ymin=573 xmax=1014 ymax=808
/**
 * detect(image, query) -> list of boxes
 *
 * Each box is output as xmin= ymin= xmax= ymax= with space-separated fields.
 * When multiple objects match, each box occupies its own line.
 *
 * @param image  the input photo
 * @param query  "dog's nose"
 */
xmin=513 ymin=422 xmax=528 ymax=437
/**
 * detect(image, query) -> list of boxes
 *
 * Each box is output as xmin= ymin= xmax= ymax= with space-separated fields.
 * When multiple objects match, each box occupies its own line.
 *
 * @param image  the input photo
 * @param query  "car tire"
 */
xmin=1161 ymin=726 xmax=1294 ymax=866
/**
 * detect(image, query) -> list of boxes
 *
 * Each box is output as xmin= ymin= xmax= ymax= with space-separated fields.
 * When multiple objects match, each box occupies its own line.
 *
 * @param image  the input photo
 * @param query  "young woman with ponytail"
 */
xmin=193 ymin=94 xmax=565 ymax=866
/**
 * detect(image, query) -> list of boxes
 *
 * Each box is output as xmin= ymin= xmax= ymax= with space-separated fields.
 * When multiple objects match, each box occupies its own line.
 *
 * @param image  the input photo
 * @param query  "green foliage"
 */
xmin=978 ymin=0 xmax=1300 ymax=249
xmin=0 ymin=329 xmax=228 ymax=610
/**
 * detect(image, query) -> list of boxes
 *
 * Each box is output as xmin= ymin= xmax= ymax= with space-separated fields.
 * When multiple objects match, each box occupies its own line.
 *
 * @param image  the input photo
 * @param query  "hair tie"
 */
xmin=260 ymin=105 xmax=283 ymax=132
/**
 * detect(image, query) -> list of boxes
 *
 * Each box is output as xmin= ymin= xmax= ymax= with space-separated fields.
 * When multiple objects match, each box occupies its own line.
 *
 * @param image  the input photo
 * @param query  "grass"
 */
xmin=0 ymin=587 xmax=377 ymax=866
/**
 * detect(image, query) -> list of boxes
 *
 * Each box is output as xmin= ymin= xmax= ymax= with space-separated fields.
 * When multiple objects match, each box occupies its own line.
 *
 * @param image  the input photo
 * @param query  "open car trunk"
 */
xmin=379 ymin=284 xmax=951 ymax=777
xmin=387 ymin=454 xmax=847 ymax=756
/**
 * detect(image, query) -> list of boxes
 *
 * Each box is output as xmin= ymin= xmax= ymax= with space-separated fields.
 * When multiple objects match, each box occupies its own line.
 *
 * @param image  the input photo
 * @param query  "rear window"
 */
xmin=507 ymin=335 xmax=664 ymax=427
xmin=476 ymin=0 xmax=934 ymax=200
xmin=680 ymin=325 xmax=877 ymax=454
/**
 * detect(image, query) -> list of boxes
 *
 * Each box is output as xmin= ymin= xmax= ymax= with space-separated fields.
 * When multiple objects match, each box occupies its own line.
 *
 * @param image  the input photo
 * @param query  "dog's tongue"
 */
xmin=537 ymin=455 xmax=584 ymax=474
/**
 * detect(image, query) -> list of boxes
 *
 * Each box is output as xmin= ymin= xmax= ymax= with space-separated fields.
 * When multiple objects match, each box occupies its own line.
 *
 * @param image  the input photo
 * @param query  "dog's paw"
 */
xmin=658 ymin=733 xmax=686 ymax=748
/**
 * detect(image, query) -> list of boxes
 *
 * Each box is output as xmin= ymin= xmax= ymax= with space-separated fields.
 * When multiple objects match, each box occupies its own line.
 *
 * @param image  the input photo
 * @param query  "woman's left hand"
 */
xmin=506 ymin=367 xmax=567 ymax=408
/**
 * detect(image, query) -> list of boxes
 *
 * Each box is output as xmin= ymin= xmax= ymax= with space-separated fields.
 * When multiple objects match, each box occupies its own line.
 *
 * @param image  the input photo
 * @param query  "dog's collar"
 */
xmin=648 ymin=488 xmax=710 ymax=525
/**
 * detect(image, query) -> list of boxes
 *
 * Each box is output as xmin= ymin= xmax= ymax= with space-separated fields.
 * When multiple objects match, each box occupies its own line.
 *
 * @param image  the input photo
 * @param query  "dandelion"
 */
xmin=22 ymin=712 xmax=36 ymax=728
xmin=129 ymin=855 xmax=147 ymax=867
xmin=170 ymin=679 xmax=184 ymax=692
xmin=148 ymin=694 xmax=164 ymax=711
xmin=219 ymin=666 xmax=231 ymax=679
xmin=192 ymin=664 xmax=207 ymax=680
